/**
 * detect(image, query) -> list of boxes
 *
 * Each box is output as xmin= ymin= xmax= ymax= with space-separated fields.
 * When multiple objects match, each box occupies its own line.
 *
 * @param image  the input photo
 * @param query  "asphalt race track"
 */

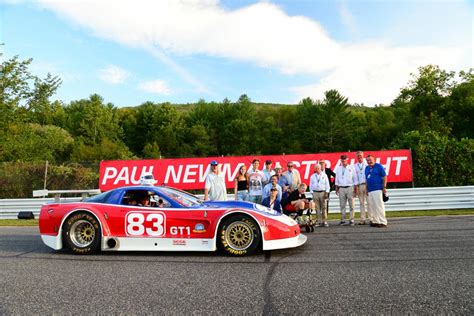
xmin=1 ymin=216 xmax=473 ymax=315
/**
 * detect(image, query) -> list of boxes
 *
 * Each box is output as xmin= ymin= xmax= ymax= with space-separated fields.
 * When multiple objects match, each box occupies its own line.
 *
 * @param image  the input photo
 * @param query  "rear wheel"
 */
xmin=63 ymin=212 xmax=101 ymax=255
xmin=218 ymin=214 xmax=261 ymax=256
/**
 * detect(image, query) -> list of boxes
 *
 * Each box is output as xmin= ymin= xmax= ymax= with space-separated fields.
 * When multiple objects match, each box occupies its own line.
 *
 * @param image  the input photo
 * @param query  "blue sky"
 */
xmin=1 ymin=0 xmax=472 ymax=107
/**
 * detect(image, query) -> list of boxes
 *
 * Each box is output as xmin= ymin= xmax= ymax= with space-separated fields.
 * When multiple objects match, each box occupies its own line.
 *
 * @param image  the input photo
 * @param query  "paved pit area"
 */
xmin=1 ymin=216 xmax=473 ymax=314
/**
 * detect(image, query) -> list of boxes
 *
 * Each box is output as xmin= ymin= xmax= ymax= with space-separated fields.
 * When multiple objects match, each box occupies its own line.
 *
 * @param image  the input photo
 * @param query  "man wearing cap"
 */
xmin=204 ymin=160 xmax=227 ymax=201
xmin=310 ymin=164 xmax=330 ymax=227
xmin=335 ymin=154 xmax=358 ymax=226
xmin=247 ymin=159 xmax=264 ymax=204
xmin=262 ymin=160 xmax=275 ymax=186
xmin=354 ymin=151 xmax=369 ymax=225
xmin=262 ymin=175 xmax=283 ymax=201
xmin=365 ymin=154 xmax=388 ymax=227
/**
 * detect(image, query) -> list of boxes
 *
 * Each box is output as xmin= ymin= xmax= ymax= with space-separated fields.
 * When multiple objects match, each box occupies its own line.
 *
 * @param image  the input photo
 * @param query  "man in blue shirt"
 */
xmin=365 ymin=155 xmax=388 ymax=227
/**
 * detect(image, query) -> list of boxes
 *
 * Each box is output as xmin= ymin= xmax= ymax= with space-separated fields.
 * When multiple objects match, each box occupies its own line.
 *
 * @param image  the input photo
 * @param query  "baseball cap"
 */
xmin=265 ymin=159 xmax=272 ymax=164
xmin=340 ymin=154 xmax=348 ymax=160
xmin=210 ymin=160 xmax=218 ymax=166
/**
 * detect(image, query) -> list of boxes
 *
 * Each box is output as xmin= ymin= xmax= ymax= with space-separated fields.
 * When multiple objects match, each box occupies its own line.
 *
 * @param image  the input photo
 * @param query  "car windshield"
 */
xmin=159 ymin=187 xmax=202 ymax=207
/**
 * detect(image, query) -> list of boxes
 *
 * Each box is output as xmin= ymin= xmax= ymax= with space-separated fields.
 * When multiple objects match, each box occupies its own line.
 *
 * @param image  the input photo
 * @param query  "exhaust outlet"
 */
xmin=106 ymin=237 xmax=118 ymax=249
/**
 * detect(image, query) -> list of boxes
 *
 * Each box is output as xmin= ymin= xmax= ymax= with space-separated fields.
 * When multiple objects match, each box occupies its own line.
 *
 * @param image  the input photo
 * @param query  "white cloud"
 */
xmin=338 ymin=1 xmax=358 ymax=38
xmin=98 ymin=65 xmax=130 ymax=84
xmin=37 ymin=0 xmax=470 ymax=105
xmin=138 ymin=79 xmax=171 ymax=95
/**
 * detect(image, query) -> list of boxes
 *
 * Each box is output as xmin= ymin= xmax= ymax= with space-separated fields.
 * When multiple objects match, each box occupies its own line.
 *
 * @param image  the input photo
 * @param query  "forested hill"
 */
xmin=1 ymin=55 xmax=473 ymax=197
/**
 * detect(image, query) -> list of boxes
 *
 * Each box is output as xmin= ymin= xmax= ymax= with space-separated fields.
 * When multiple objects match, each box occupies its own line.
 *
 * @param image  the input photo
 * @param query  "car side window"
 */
xmin=122 ymin=190 xmax=152 ymax=207
xmin=150 ymin=194 xmax=172 ymax=208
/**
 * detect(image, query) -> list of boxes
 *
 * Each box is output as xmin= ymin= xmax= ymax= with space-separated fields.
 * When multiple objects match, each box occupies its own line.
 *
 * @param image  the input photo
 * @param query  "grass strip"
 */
xmin=327 ymin=209 xmax=474 ymax=220
xmin=0 ymin=219 xmax=39 ymax=226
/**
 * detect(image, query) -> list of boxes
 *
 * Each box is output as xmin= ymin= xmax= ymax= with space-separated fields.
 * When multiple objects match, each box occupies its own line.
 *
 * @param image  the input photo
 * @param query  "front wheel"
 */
xmin=63 ymin=212 xmax=101 ymax=255
xmin=218 ymin=214 xmax=261 ymax=256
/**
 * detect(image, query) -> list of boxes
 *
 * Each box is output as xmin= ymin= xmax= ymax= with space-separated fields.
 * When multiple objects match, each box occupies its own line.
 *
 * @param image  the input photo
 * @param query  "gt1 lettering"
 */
xmin=126 ymin=212 xmax=165 ymax=236
xmin=170 ymin=226 xmax=191 ymax=235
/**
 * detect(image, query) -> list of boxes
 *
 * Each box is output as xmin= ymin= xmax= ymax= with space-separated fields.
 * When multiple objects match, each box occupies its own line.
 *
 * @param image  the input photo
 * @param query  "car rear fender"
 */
xmin=59 ymin=208 xmax=110 ymax=250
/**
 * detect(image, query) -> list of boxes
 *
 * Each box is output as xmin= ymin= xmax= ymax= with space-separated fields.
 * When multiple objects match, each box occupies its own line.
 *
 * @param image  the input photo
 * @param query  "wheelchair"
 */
xmin=287 ymin=209 xmax=317 ymax=233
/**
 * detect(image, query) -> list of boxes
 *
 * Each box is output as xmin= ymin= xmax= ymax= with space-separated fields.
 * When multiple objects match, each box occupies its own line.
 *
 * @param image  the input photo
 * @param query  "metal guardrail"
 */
xmin=0 ymin=186 xmax=473 ymax=219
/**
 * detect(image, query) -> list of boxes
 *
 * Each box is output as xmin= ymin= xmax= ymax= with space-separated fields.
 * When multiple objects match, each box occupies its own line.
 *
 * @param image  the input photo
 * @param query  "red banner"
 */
xmin=99 ymin=150 xmax=412 ymax=191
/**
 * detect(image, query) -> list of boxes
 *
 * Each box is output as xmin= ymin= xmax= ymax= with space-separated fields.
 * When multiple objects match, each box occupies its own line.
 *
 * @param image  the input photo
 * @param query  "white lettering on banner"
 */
xmin=131 ymin=166 xmax=154 ymax=185
xmin=130 ymin=167 xmax=139 ymax=184
xmin=222 ymin=163 xmax=241 ymax=182
xmin=323 ymin=160 xmax=332 ymax=168
xmin=183 ymin=164 xmax=198 ymax=183
xmin=302 ymin=160 xmax=318 ymax=178
xmin=102 ymin=167 xmax=117 ymax=185
xmin=393 ymin=156 xmax=408 ymax=176
xmin=115 ymin=167 xmax=130 ymax=185
xmin=376 ymin=157 xmax=392 ymax=175
xmin=199 ymin=164 xmax=207 ymax=182
xmin=165 ymin=165 xmax=183 ymax=184
xmin=292 ymin=161 xmax=301 ymax=168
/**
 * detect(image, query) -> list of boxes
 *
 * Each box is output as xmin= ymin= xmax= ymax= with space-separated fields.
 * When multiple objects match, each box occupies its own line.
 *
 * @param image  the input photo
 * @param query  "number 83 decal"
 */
xmin=126 ymin=212 xmax=166 ymax=237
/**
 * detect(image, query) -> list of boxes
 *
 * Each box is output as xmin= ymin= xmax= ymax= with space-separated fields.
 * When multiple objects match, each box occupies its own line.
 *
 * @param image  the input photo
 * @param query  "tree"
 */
xmin=391 ymin=130 xmax=474 ymax=186
xmin=0 ymin=123 xmax=74 ymax=162
xmin=393 ymin=65 xmax=455 ymax=134
xmin=0 ymin=54 xmax=62 ymax=128
xmin=64 ymin=94 xmax=124 ymax=144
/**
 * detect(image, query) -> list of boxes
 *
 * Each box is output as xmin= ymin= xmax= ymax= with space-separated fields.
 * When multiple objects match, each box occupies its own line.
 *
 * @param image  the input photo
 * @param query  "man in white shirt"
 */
xmin=310 ymin=164 xmax=330 ymax=227
xmin=204 ymin=160 xmax=227 ymax=201
xmin=247 ymin=159 xmax=264 ymax=204
xmin=262 ymin=160 xmax=275 ymax=186
xmin=354 ymin=151 xmax=369 ymax=225
xmin=335 ymin=154 xmax=359 ymax=226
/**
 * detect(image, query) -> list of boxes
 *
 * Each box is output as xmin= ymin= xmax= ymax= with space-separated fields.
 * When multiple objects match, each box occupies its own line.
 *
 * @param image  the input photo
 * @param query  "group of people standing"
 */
xmin=203 ymin=151 xmax=388 ymax=228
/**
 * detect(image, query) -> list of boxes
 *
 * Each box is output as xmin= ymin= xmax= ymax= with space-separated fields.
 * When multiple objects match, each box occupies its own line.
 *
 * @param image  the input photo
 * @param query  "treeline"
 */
xmin=1 ymin=55 xmax=473 ymax=197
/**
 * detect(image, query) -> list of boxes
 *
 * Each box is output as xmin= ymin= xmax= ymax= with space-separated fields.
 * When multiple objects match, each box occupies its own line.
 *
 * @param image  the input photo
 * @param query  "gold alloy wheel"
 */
xmin=70 ymin=220 xmax=96 ymax=248
xmin=224 ymin=221 xmax=254 ymax=251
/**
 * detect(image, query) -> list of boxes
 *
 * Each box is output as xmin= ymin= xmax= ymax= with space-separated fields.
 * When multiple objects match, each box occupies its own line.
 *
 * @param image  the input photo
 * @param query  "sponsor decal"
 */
xmin=99 ymin=150 xmax=413 ymax=191
xmin=173 ymin=239 xmax=186 ymax=246
xmin=193 ymin=223 xmax=206 ymax=233
xmin=201 ymin=240 xmax=209 ymax=245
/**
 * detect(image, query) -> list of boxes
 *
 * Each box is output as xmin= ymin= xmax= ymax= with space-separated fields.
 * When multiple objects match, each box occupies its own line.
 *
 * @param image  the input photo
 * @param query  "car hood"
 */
xmin=202 ymin=200 xmax=279 ymax=216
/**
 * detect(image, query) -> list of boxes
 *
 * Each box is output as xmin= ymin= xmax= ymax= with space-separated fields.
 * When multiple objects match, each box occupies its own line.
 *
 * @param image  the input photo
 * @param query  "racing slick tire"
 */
xmin=218 ymin=214 xmax=261 ymax=256
xmin=63 ymin=211 xmax=101 ymax=255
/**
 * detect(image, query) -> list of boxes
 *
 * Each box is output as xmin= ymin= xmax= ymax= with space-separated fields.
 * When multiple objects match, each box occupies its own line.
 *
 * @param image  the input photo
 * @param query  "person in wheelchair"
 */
xmin=282 ymin=183 xmax=315 ymax=216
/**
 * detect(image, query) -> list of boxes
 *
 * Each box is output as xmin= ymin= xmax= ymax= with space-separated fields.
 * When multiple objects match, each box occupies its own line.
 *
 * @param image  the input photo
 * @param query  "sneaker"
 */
xmin=323 ymin=222 xmax=329 ymax=227
xmin=349 ymin=220 xmax=355 ymax=226
xmin=339 ymin=220 xmax=346 ymax=226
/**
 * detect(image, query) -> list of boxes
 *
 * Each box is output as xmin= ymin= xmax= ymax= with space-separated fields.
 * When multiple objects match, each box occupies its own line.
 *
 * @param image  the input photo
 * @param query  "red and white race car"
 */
xmin=39 ymin=185 xmax=307 ymax=256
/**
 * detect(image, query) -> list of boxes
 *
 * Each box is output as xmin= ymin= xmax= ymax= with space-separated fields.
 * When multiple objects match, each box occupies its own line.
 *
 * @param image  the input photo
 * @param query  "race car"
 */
xmin=39 ymin=185 xmax=307 ymax=256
